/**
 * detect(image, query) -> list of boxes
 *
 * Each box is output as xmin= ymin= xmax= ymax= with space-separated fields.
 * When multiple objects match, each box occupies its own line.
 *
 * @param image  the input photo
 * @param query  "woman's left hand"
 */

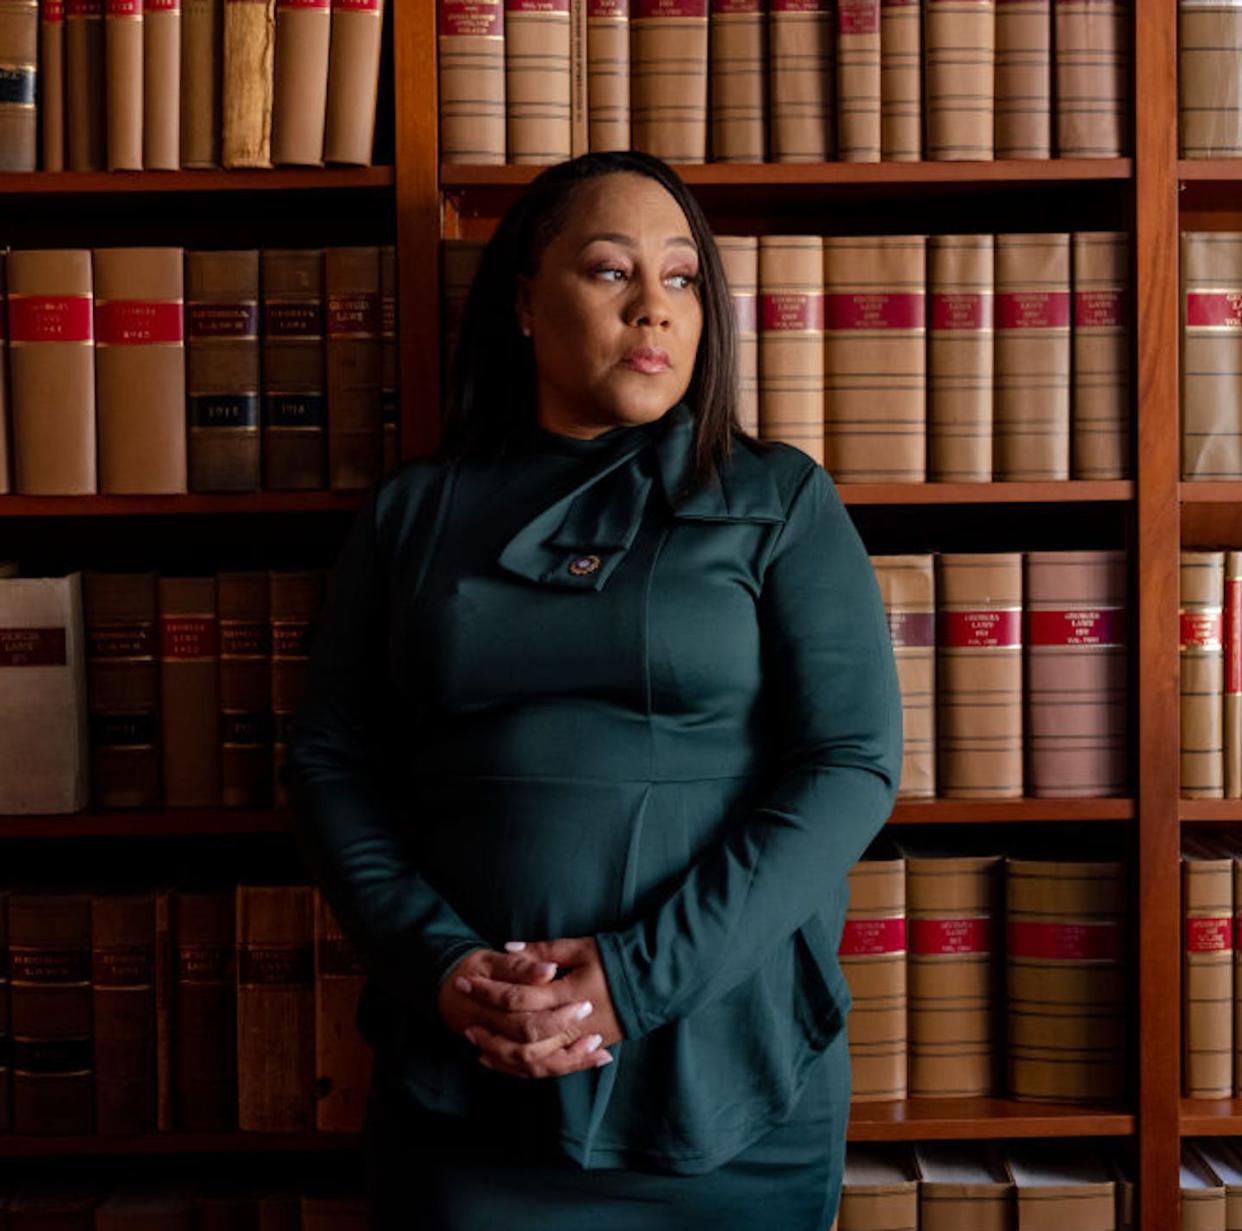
xmin=457 ymin=936 xmax=625 ymax=1079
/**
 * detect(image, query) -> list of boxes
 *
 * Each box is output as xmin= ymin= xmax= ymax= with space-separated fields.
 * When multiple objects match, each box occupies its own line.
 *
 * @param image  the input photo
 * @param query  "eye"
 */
xmin=592 ymin=264 xmax=627 ymax=282
xmin=668 ymin=272 xmax=700 ymax=290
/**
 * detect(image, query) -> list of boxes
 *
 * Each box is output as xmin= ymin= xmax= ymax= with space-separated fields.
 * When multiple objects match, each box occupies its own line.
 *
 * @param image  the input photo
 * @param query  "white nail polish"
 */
xmin=594 ymin=1051 xmax=613 ymax=1066
xmin=574 ymin=1001 xmax=593 ymax=1020
xmin=454 ymin=976 xmax=472 ymax=994
xmin=585 ymin=1033 xmax=603 ymax=1051
xmin=504 ymin=941 xmax=526 ymax=951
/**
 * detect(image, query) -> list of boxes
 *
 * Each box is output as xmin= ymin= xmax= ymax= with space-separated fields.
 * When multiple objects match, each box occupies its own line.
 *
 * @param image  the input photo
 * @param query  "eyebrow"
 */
xmin=578 ymin=232 xmax=698 ymax=254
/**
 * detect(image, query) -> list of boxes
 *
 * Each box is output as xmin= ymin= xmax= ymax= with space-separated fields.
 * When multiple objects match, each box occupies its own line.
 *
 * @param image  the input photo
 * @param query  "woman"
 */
xmin=285 ymin=149 xmax=902 ymax=1230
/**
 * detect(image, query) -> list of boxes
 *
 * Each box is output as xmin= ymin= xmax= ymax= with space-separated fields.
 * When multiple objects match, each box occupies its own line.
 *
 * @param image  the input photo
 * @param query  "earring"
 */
xmin=521 ymin=325 xmax=532 ymax=337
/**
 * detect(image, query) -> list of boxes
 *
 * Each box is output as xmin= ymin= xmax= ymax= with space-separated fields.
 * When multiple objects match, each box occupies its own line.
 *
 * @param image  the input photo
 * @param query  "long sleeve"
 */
xmin=283 ymin=488 xmax=489 ymax=1029
xmin=594 ymin=460 xmax=903 ymax=1042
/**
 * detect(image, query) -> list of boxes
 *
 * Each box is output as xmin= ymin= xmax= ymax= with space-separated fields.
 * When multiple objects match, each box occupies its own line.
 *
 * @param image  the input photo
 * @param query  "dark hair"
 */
xmin=439 ymin=150 xmax=749 ymax=493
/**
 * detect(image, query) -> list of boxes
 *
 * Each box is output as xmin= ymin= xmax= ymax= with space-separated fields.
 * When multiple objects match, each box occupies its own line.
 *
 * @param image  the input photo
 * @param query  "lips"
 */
xmin=621 ymin=347 xmax=670 ymax=374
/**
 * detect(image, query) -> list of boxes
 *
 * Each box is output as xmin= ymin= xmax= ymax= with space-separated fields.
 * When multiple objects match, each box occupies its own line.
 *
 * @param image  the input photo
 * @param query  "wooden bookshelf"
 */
xmin=0 ymin=167 xmax=393 ymax=196
xmin=846 ymin=1099 xmax=1135 ymax=1142
xmin=1182 ymin=1101 xmax=1242 ymax=1136
xmin=0 ymin=1132 xmax=364 ymax=1157
xmin=0 ymin=493 xmax=367 ymax=518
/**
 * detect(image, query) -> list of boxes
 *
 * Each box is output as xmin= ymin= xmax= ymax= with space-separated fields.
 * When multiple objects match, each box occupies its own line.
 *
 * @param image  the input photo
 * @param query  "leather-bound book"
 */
xmin=65 ymin=0 xmax=104 ymax=167
xmin=438 ymin=0 xmax=505 ymax=164
xmin=83 ymin=570 xmax=161 ymax=809
xmin=872 ymin=554 xmax=935 ymax=798
xmin=8 ymin=248 xmax=95 ymax=495
xmin=1228 ymin=550 xmax=1242 ymax=797
xmin=928 ymin=233 xmax=993 ymax=482
xmin=994 ymin=0 xmax=1051 ymax=158
xmin=180 ymin=0 xmax=219 ymax=167
xmin=0 ymin=891 xmax=8 ymax=1131
xmin=142 ymin=0 xmax=179 ymax=169
xmin=380 ymin=243 xmax=398 ymax=474
xmin=41 ymin=0 xmax=65 ymax=170
xmin=326 ymin=246 xmax=382 ymax=492
xmin=272 ymin=0 xmax=330 ymax=164
xmin=1181 ymin=834 xmax=1233 ymax=1099
xmin=173 ymin=888 xmax=237 ymax=1130
xmin=757 ymin=234 xmax=824 ymax=463
xmin=587 ymin=0 xmax=627 ymax=150
xmin=710 ymin=0 xmax=764 ymax=162
xmin=96 ymin=1185 xmax=194 ymax=1229
xmin=915 ymin=1145 xmax=1010 ymax=1230
xmin=9 ymin=892 xmax=93 ymax=1134
xmin=0 ymin=254 xmax=6 ymax=495
xmin=504 ymin=0 xmax=570 ymax=163
xmin=631 ymin=0 xmax=708 ymax=162
xmin=218 ymin=570 xmax=271 ymax=808
xmin=994 ymin=232 xmax=1071 ymax=480
xmin=91 ymin=893 xmax=156 ymax=1134
xmin=1006 ymin=1149 xmax=1118 ymax=1230
xmin=880 ymin=0 xmax=919 ymax=159
xmin=271 ymin=569 xmax=323 ymax=809
xmin=236 ymin=884 xmax=315 ymax=1131
xmin=159 ymin=575 xmax=220 ymax=807
xmin=439 ymin=238 xmax=484 ymax=414
xmin=0 ymin=0 xmax=37 ymax=170
xmin=1006 ymin=858 xmax=1126 ymax=1102
xmin=222 ymin=0 xmax=273 ymax=166
xmin=263 ymin=248 xmax=326 ymax=490
xmin=1072 ymin=230 xmax=1129 ymax=479
xmin=1182 ymin=550 xmax=1226 ymax=799
xmin=94 ymin=247 xmax=187 ymax=495
xmin=769 ymin=0 xmax=833 ymax=161
xmin=0 ymin=572 xmax=89 ymax=814
xmin=839 ymin=1146 xmax=919 ymax=1231
xmin=1180 ymin=0 xmax=1242 ymax=157
xmin=823 ymin=234 xmax=925 ymax=482
xmin=186 ymin=249 xmax=261 ymax=493
xmin=925 ymin=0 xmax=993 ymax=159
xmin=837 ymin=0 xmax=880 ymax=161
xmin=323 ymin=0 xmax=384 ymax=164
xmin=1025 ymin=549 xmax=1127 ymax=797
xmin=105 ymin=0 xmax=142 ymax=170
xmin=153 ymin=884 xmax=172 ymax=1130
xmin=715 ymin=235 xmax=759 ymax=435
xmin=936 ymin=552 xmax=1023 ymax=798
xmin=1055 ymin=0 xmax=1125 ymax=156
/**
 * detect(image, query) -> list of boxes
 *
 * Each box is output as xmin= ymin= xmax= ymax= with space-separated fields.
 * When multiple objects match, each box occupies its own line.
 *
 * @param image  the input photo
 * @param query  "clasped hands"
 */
xmin=437 ymin=935 xmax=624 ymax=1079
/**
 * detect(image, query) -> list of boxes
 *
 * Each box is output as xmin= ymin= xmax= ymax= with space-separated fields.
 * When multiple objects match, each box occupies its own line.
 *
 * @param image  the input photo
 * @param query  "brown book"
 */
xmin=1025 ymin=549 xmax=1127 ymax=797
xmin=880 ymin=0 xmax=919 ymax=159
xmin=915 ymin=1144 xmax=1011 ymax=1231
xmin=323 ymin=0 xmax=384 ymax=164
xmin=7 ymin=248 xmax=96 ymax=495
xmin=142 ymin=0 xmax=179 ymax=169
xmin=222 ymin=0 xmax=273 ymax=167
xmin=503 ymin=0 xmax=571 ymax=163
xmin=1182 ymin=550 xmax=1226 ymax=799
xmin=1054 ymin=0 xmax=1125 ymax=157
xmin=173 ymin=888 xmax=237 ymax=1130
xmin=179 ymin=0 xmax=220 ymax=167
xmin=0 ymin=0 xmax=37 ymax=170
xmin=271 ymin=569 xmax=323 ymax=809
xmin=0 ymin=891 xmax=8 ymax=1132
xmin=94 ymin=247 xmax=187 ymax=495
xmin=262 ymin=248 xmax=327 ymax=491
xmin=925 ymin=0 xmax=993 ymax=159
xmin=1180 ymin=0 xmax=1242 ymax=157
xmin=40 ymin=0 xmax=65 ymax=170
xmin=758 ymin=234 xmax=824 ymax=463
xmin=928 ymin=233 xmax=993 ymax=482
xmin=994 ymin=0 xmax=1051 ymax=158
xmin=440 ymin=238 xmax=485 ymax=414
xmin=936 ymin=552 xmax=1023 ymax=798
xmin=105 ymin=0 xmax=142 ymax=170
xmin=1006 ymin=859 xmax=1126 ymax=1103
xmin=159 ymin=575 xmax=220 ymax=807
xmin=83 ymin=571 xmax=161 ymax=809
xmin=438 ymin=0 xmax=506 ymax=164
xmin=1072 ymin=231 xmax=1129 ymax=480
xmin=186 ymin=249 xmax=261 ymax=493
xmin=716 ymin=235 xmax=759 ymax=436
xmin=272 ymin=0 xmax=330 ymax=165
xmin=66 ymin=0 xmax=105 ymax=168
xmin=1229 ymin=551 xmax=1242 ymax=798
xmin=823 ymin=234 xmax=926 ymax=482
xmin=236 ymin=884 xmax=315 ymax=1131
xmin=1182 ymin=834 xmax=1233 ymax=1100
xmin=0 ymin=254 xmax=6 ymax=495
xmin=9 ymin=893 xmax=93 ymax=1134
xmin=1006 ymin=1148 xmax=1117 ymax=1231
xmin=326 ymin=246 xmax=382 ymax=492
xmin=153 ymin=884 xmax=172 ymax=1130
xmin=994 ymin=232 xmax=1071 ymax=480
xmin=631 ymin=0 xmax=708 ymax=162
xmin=380 ymin=243 xmax=398 ymax=474
xmin=837 ymin=0 xmax=880 ymax=160
xmin=96 ymin=1184 xmax=194 ymax=1229
xmin=839 ymin=1146 xmax=920 ymax=1231
xmin=1183 ymin=1146 xmax=1228 ymax=1231
xmin=587 ymin=0 xmax=628 ymax=150
xmin=769 ymin=0 xmax=833 ymax=161
xmin=710 ymin=0 xmax=764 ymax=162
xmin=218 ymin=571 xmax=271 ymax=808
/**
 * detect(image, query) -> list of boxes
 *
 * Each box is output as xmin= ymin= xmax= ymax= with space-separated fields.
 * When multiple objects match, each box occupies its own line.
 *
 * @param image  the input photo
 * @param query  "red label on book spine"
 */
xmin=1074 ymin=289 xmax=1125 ymax=328
xmin=634 ymin=0 xmax=706 ymax=13
xmin=1186 ymin=292 xmax=1242 ymax=329
xmin=9 ymin=295 xmax=93 ymax=344
xmin=0 ymin=628 xmax=67 ymax=667
xmin=733 ymin=293 xmax=757 ymax=333
xmin=279 ymin=0 xmax=331 ymax=8
xmin=146 ymin=0 xmax=178 ymax=10
xmin=1028 ymin=607 xmax=1124 ymax=647
xmin=825 ymin=292 xmax=925 ymax=330
xmin=931 ymin=292 xmax=993 ymax=331
xmin=43 ymin=0 xmax=65 ymax=20
xmin=326 ymin=294 xmax=379 ymax=337
xmin=996 ymin=291 xmax=1071 ymax=329
xmin=107 ymin=0 xmax=141 ymax=15
xmin=588 ymin=0 xmax=628 ymax=14
xmin=333 ymin=0 xmax=381 ymax=10
xmin=96 ymin=301 xmax=184 ymax=345
xmin=1181 ymin=610 xmax=1223 ymax=652
xmin=770 ymin=0 xmax=826 ymax=9
xmin=66 ymin=0 xmax=104 ymax=13
xmin=1008 ymin=920 xmax=1121 ymax=961
xmin=188 ymin=303 xmax=259 ymax=339
xmin=837 ymin=0 xmax=878 ymax=32
xmin=160 ymin=616 xmax=218 ymax=659
xmin=1187 ymin=916 xmax=1233 ymax=953
xmin=1229 ymin=577 xmax=1242 ymax=693
xmin=712 ymin=0 xmax=761 ymax=10
xmin=886 ymin=610 xmax=934 ymax=649
xmin=940 ymin=608 xmax=1022 ymax=648
xmin=910 ymin=917 xmax=990 ymax=954
xmin=89 ymin=622 xmax=156 ymax=660
xmin=506 ymin=0 xmax=570 ymax=10
xmin=838 ymin=917 xmax=906 ymax=956
xmin=760 ymin=293 xmax=825 ymax=331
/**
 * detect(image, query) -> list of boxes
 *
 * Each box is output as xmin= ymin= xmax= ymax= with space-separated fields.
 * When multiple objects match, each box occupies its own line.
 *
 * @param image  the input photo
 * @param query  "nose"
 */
xmin=626 ymin=271 xmax=672 ymax=330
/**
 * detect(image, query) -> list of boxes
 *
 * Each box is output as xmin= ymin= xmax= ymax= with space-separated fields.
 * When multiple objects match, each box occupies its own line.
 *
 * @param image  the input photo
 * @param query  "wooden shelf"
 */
xmin=0 ymin=492 xmax=367 ymax=517
xmin=847 ymin=1099 xmax=1135 ymax=1141
xmin=0 ymin=809 xmax=296 ymax=838
xmin=839 ymin=481 xmax=1132 ymax=506
xmin=0 ymin=167 xmax=393 ymax=196
xmin=0 ymin=1132 xmax=361 ymax=1157
xmin=1180 ymin=483 xmax=1242 ymax=502
xmin=889 ymin=798 xmax=1134 ymax=825
xmin=1181 ymin=800 xmax=1242 ymax=823
xmin=1179 ymin=160 xmax=1242 ymax=181
xmin=1182 ymin=1100 xmax=1242 ymax=1135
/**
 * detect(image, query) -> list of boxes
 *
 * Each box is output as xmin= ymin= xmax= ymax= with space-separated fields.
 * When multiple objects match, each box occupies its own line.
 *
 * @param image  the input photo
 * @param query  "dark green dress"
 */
xmin=285 ymin=402 xmax=902 ymax=1225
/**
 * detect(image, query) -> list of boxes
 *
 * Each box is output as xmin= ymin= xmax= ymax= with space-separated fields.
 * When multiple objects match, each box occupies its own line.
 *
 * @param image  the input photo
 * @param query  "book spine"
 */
xmin=769 ymin=0 xmax=833 ymax=161
xmin=1229 ymin=552 xmax=1242 ymax=798
xmin=631 ymin=0 xmax=708 ymax=162
xmin=154 ymin=886 xmax=172 ymax=1130
xmin=836 ymin=0 xmax=880 ymax=160
xmin=143 ymin=0 xmax=180 ymax=168
xmin=222 ymin=0 xmax=273 ymax=167
xmin=1072 ymin=230 xmax=1129 ymax=479
xmin=380 ymin=244 xmax=398 ymax=474
xmin=994 ymin=0 xmax=1051 ymax=158
xmin=270 ymin=569 xmax=323 ymax=808
xmin=715 ymin=235 xmax=759 ymax=435
xmin=1179 ymin=0 xmax=1242 ymax=158
xmin=439 ymin=239 xmax=485 ymax=417
xmin=180 ymin=0 xmax=220 ymax=167
xmin=323 ymin=0 xmax=384 ymax=164
xmin=925 ymin=0 xmax=993 ymax=159
xmin=439 ymin=0 xmax=505 ymax=164
xmin=0 ymin=252 xmax=9 ymax=495
xmin=504 ymin=0 xmax=572 ymax=163
xmin=570 ymin=0 xmax=586 ymax=153
xmin=1054 ymin=0 xmax=1125 ymax=157
xmin=272 ymin=0 xmax=330 ymax=165
xmin=880 ymin=0 xmax=919 ymax=159
xmin=1182 ymin=851 xmax=1234 ymax=1099
xmin=586 ymin=0 xmax=628 ymax=151
xmin=65 ymin=0 xmax=105 ymax=168
xmin=218 ymin=570 xmax=272 ymax=808
xmin=325 ymin=246 xmax=382 ymax=492
xmin=1234 ymin=859 xmax=1242 ymax=1095
xmin=0 ymin=891 xmax=8 ymax=1132
xmin=41 ymin=0 xmax=66 ymax=169
xmin=105 ymin=0 xmax=143 ymax=169
xmin=0 ymin=0 xmax=37 ymax=170
xmin=1182 ymin=550 xmax=1226 ymax=799
xmin=710 ymin=0 xmax=765 ymax=163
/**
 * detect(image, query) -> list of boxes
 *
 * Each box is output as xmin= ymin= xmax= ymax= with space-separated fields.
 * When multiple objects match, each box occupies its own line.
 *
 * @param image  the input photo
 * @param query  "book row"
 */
xmin=439 ymin=0 xmax=1127 ymax=165
xmin=445 ymin=230 xmax=1130 ymax=482
xmin=7 ymin=0 xmax=386 ymax=173
xmin=0 ymin=246 xmax=399 ymax=497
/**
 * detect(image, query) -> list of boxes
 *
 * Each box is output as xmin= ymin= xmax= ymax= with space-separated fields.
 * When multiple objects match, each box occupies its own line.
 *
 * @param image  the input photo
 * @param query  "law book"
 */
xmin=8 ymin=1182 xmax=106 ymax=1222
xmin=569 ymin=0 xmax=588 ymax=154
xmin=9 ymin=893 xmax=93 ymax=1134
xmin=440 ymin=238 xmax=485 ymax=413
xmin=587 ymin=0 xmax=628 ymax=150
xmin=142 ymin=0 xmax=179 ymax=169
xmin=872 ymin=554 xmax=935 ymax=798
xmin=236 ymin=884 xmax=315 ymax=1131
xmin=83 ymin=571 xmax=160 ymax=809
xmin=159 ymin=575 xmax=220 ymax=807
xmin=1180 ymin=0 xmax=1242 ymax=157
xmin=928 ymin=233 xmax=993 ymax=482
xmin=1183 ymin=1146 xmax=1228 ymax=1231
xmin=218 ymin=571 xmax=271 ymax=809
xmin=915 ymin=1144 xmax=1011 ymax=1231
xmin=0 ymin=891 xmax=8 ymax=1132
xmin=1006 ymin=858 xmax=1126 ymax=1103
xmin=96 ymin=1184 xmax=195 ymax=1229
xmin=380 ymin=243 xmax=398 ymax=474
xmin=1072 ymin=231 xmax=1129 ymax=480
xmin=1229 ymin=551 xmax=1242 ymax=797
xmin=323 ymin=0 xmax=384 ymax=164
xmin=716 ymin=235 xmax=759 ymax=436
xmin=105 ymin=0 xmax=142 ymax=170
xmin=0 ymin=0 xmax=37 ymax=170
xmin=1181 ymin=550 xmax=1226 ymax=799
xmin=94 ymin=247 xmax=187 ymax=495
xmin=925 ymin=0 xmax=993 ymax=159
xmin=272 ymin=0 xmax=330 ymax=165
xmin=994 ymin=0 xmax=1051 ymax=158
xmin=153 ymin=884 xmax=172 ymax=1130
xmin=1006 ymin=1147 xmax=1117 ymax=1231
xmin=839 ymin=1146 xmax=919 ymax=1231
xmin=1024 ymin=549 xmax=1127 ymax=797
xmin=769 ymin=0 xmax=833 ymax=161
xmin=262 ymin=248 xmax=327 ymax=491
xmin=1182 ymin=834 xmax=1234 ymax=1100
xmin=179 ymin=0 xmax=219 ymax=167
xmin=710 ymin=0 xmax=764 ymax=162
xmin=40 ymin=0 xmax=65 ymax=170
xmin=65 ymin=0 xmax=104 ymax=167
xmin=994 ymin=232 xmax=1071 ymax=480
xmin=0 ymin=256 xmax=7 ymax=496
xmin=1054 ymin=0 xmax=1125 ymax=156
xmin=1209 ymin=832 xmax=1242 ymax=1097
xmin=823 ymin=234 xmax=925 ymax=482
xmin=438 ymin=0 xmax=506 ymax=164
xmin=936 ymin=552 xmax=1023 ymax=798
xmin=221 ymin=0 xmax=273 ymax=167
xmin=1192 ymin=1140 xmax=1242 ymax=1229
xmin=631 ymin=0 xmax=708 ymax=162
xmin=880 ymin=0 xmax=919 ymax=159
xmin=326 ymin=246 xmax=382 ymax=491
xmin=271 ymin=570 xmax=323 ymax=809
xmin=836 ymin=0 xmax=880 ymax=160
xmin=0 ymin=572 xmax=89 ymax=814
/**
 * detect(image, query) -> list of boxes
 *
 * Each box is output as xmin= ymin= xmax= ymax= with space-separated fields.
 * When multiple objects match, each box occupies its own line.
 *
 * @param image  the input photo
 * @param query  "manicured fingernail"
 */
xmin=479 ymin=1056 xmax=493 ymax=1069
xmin=536 ymin=961 xmax=557 ymax=978
xmin=504 ymin=941 xmax=526 ymax=951
xmin=454 ymin=977 xmax=472 ymax=994
xmin=574 ymin=1001 xmax=593 ymax=1020
xmin=585 ymin=1033 xmax=603 ymax=1051
xmin=594 ymin=1051 xmax=613 ymax=1066
xmin=464 ymin=1028 xmax=478 ymax=1045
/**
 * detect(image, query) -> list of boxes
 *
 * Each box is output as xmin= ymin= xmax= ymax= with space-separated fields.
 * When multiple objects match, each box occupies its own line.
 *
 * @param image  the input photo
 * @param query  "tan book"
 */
xmin=928 ymin=233 xmax=993 ymax=482
xmin=142 ymin=0 xmax=179 ymax=169
xmin=159 ymin=575 xmax=220 ymax=807
xmin=715 ymin=235 xmax=758 ymax=435
xmin=106 ymin=0 xmax=143 ymax=170
xmin=872 ymin=554 xmax=935 ymax=798
xmin=915 ymin=1145 xmax=1011 ymax=1231
xmin=323 ymin=0 xmax=384 ymax=164
xmin=1182 ymin=550 xmax=1226 ymax=799
xmin=758 ymin=234 xmax=824 ymax=464
xmin=0 ymin=0 xmax=37 ymax=170
xmin=823 ymin=234 xmax=926 ymax=482
xmin=41 ymin=0 xmax=65 ymax=170
xmin=710 ymin=0 xmax=764 ymax=162
xmin=66 ymin=0 xmax=105 ymax=168
xmin=272 ymin=0 xmax=330 ymax=165
xmin=995 ymin=0 xmax=1051 ymax=158
xmin=839 ymin=1146 xmax=919 ymax=1230
xmin=936 ymin=552 xmax=1023 ymax=798
xmin=179 ymin=0 xmax=219 ymax=167
xmin=1184 ymin=1146 xmax=1229 ymax=1231
xmin=1054 ymin=0 xmax=1124 ymax=156
xmin=94 ymin=247 xmax=188 ymax=495
xmin=221 ymin=0 xmax=273 ymax=166
xmin=925 ymin=0 xmax=993 ymax=159
xmin=769 ymin=0 xmax=833 ymax=161
xmin=1180 ymin=0 xmax=1242 ymax=157
xmin=631 ymin=0 xmax=708 ymax=162
xmin=587 ymin=0 xmax=628 ymax=150
xmin=326 ymin=246 xmax=382 ymax=491
xmin=7 ymin=248 xmax=96 ymax=495
xmin=218 ymin=571 xmax=271 ymax=809
xmin=1230 ymin=550 xmax=1242 ymax=797
xmin=1006 ymin=1148 xmax=1117 ymax=1231
xmin=1211 ymin=833 xmax=1242 ymax=1095
xmin=1072 ymin=231 xmax=1129 ymax=480
xmin=880 ymin=0 xmax=919 ymax=159
xmin=570 ymin=0 xmax=587 ymax=155
xmin=438 ymin=0 xmax=506 ymax=164
xmin=1006 ymin=859 xmax=1126 ymax=1103
xmin=271 ymin=569 xmax=323 ymax=809
xmin=994 ymin=232 xmax=1071 ymax=480
xmin=1193 ymin=1140 xmax=1242 ymax=1231
xmin=837 ymin=0 xmax=880 ymax=160
xmin=1182 ymin=834 xmax=1233 ymax=1099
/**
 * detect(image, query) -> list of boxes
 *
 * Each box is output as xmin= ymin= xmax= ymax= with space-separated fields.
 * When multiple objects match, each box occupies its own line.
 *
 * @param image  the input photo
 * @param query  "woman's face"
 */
xmin=516 ymin=172 xmax=704 ymax=438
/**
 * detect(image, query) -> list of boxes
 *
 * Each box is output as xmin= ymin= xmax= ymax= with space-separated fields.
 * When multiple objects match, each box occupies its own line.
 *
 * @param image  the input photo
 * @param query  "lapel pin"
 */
xmin=568 ymin=554 xmax=601 ymax=576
